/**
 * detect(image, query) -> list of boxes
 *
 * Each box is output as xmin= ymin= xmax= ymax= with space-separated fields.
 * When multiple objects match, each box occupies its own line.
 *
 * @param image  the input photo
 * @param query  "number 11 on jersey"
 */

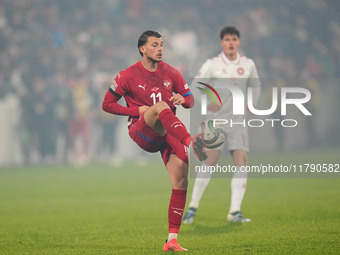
xmin=150 ymin=92 xmax=162 ymax=105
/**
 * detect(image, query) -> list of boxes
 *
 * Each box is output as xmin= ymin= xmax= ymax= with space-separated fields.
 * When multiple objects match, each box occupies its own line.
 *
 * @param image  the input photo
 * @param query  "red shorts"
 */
xmin=128 ymin=113 xmax=188 ymax=165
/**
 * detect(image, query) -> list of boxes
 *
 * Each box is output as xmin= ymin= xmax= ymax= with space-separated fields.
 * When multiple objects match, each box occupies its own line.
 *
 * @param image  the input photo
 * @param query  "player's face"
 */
xmin=141 ymin=36 xmax=163 ymax=63
xmin=220 ymin=34 xmax=240 ymax=58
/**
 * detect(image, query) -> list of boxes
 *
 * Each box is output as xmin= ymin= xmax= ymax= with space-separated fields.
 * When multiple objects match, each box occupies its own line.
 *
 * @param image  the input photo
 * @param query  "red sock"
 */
xmin=168 ymin=189 xmax=187 ymax=233
xmin=159 ymin=109 xmax=191 ymax=146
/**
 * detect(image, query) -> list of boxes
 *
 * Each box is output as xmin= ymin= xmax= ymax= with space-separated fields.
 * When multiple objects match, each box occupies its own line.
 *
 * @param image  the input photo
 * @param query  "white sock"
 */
xmin=188 ymin=163 xmax=211 ymax=208
xmin=229 ymin=166 xmax=247 ymax=213
xmin=168 ymin=233 xmax=178 ymax=242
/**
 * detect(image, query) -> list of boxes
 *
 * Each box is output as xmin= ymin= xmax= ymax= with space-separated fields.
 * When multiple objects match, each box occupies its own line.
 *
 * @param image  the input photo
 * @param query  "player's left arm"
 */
xmin=170 ymin=70 xmax=194 ymax=108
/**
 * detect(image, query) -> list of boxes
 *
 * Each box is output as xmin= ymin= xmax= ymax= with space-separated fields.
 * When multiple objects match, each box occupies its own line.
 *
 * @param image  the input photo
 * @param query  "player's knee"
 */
xmin=233 ymin=150 xmax=248 ymax=166
xmin=154 ymin=101 xmax=170 ymax=114
xmin=240 ymin=153 xmax=248 ymax=166
xmin=172 ymin=171 xmax=188 ymax=190
xmin=174 ymin=177 xmax=188 ymax=190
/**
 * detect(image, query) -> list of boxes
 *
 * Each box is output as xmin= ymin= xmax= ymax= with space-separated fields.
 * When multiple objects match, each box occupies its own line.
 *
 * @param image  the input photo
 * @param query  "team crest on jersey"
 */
xmin=110 ymin=80 xmax=118 ymax=91
xmin=237 ymin=67 xmax=245 ymax=75
xmin=163 ymin=80 xmax=172 ymax=90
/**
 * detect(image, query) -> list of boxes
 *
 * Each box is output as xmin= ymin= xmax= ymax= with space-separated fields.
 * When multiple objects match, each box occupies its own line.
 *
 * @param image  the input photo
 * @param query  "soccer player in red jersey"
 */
xmin=102 ymin=30 xmax=206 ymax=251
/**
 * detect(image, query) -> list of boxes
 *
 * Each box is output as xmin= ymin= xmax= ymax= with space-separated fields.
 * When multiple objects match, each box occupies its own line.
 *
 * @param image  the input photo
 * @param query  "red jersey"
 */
xmin=108 ymin=61 xmax=191 ymax=123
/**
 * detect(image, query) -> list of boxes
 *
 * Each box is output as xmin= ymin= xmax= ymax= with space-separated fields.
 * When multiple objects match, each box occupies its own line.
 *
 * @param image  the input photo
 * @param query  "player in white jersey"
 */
xmin=183 ymin=26 xmax=261 ymax=223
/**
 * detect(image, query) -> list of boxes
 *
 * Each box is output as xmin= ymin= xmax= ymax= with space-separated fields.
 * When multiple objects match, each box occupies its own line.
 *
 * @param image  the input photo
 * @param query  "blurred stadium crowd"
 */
xmin=0 ymin=0 xmax=339 ymax=166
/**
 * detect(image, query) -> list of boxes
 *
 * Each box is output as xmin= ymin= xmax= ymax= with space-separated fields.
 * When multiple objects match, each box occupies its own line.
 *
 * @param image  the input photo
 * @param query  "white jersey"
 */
xmin=194 ymin=52 xmax=261 ymax=120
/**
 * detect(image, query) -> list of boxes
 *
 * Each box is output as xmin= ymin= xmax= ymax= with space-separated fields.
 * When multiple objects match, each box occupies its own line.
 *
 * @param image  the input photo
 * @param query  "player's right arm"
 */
xmin=102 ymin=72 xmax=141 ymax=117
xmin=102 ymin=90 xmax=141 ymax=116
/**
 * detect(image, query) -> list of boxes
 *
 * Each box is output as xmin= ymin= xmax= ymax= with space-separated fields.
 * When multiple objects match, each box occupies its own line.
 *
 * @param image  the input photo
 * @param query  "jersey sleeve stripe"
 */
xmin=182 ymin=91 xmax=192 ymax=97
xmin=109 ymin=88 xmax=122 ymax=98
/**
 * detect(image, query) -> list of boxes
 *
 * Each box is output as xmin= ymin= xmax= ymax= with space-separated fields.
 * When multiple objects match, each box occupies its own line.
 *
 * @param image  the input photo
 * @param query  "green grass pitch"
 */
xmin=0 ymin=150 xmax=339 ymax=254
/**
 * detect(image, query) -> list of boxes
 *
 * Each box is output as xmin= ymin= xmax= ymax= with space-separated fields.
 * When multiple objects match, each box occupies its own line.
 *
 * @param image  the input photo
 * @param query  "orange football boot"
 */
xmin=163 ymin=239 xmax=188 ymax=251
